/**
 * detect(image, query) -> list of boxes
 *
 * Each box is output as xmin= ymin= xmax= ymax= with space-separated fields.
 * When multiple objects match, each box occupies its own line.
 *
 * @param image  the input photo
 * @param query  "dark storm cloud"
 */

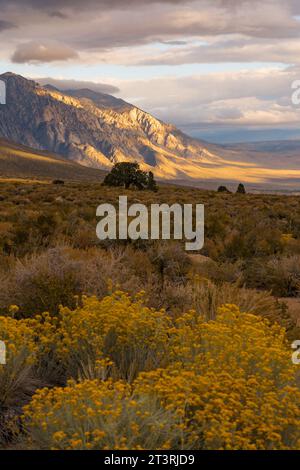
xmin=0 ymin=0 xmax=191 ymax=10
xmin=1 ymin=0 xmax=298 ymax=15
xmin=0 ymin=20 xmax=16 ymax=32
xmin=48 ymin=11 xmax=69 ymax=19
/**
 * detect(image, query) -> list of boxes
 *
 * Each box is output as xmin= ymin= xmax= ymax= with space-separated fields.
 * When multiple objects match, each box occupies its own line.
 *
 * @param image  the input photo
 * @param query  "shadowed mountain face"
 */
xmin=1 ymin=72 xmax=300 ymax=188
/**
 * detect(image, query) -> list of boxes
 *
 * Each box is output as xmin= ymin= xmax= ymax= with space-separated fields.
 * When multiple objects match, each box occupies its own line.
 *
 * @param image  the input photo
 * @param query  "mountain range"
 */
xmin=0 ymin=72 xmax=300 ymax=190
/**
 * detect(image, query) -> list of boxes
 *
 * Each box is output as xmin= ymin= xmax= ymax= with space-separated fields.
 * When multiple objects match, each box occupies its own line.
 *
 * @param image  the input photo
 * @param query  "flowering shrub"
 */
xmin=2 ymin=293 xmax=299 ymax=450
xmin=0 ymin=314 xmax=37 ymax=409
xmin=54 ymin=292 xmax=172 ymax=380
xmin=23 ymin=379 xmax=179 ymax=450
xmin=136 ymin=305 xmax=300 ymax=449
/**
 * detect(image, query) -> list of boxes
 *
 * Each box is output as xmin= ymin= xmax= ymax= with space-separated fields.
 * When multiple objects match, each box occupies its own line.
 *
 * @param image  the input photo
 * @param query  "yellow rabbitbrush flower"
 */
xmin=135 ymin=304 xmax=300 ymax=450
xmin=18 ymin=297 xmax=300 ymax=450
xmin=135 ymin=369 xmax=300 ymax=450
xmin=56 ymin=292 xmax=172 ymax=380
xmin=0 ymin=315 xmax=37 ymax=411
xmin=22 ymin=379 xmax=180 ymax=450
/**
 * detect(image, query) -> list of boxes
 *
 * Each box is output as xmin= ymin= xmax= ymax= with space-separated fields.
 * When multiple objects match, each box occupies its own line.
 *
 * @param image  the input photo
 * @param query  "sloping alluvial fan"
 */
xmin=1 ymin=72 xmax=300 ymax=187
xmin=0 ymin=137 xmax=106 ymax=181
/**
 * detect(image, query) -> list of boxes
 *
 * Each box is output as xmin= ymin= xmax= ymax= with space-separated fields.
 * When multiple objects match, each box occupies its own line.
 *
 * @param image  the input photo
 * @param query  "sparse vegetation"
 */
xmin=217 ymin=185 xmax=231 ymax=193
xmin=236 ymin=183 xmax=246 ymax=194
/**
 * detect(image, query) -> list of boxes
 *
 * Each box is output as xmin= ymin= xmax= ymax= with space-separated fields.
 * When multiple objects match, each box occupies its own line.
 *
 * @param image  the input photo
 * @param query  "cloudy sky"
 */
xmin=1 ymin=0 xmax=300 ymax=142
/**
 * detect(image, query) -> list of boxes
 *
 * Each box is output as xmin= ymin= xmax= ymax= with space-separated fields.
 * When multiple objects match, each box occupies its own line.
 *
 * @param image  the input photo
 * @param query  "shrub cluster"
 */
xmin=14 ymin=296 xmax=300 ymax=450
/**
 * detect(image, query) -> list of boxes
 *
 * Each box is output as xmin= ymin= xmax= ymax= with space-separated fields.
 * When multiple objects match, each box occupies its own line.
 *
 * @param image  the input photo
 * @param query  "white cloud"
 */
xmin=11 ymin=41 xmax=79 ymax=64
xmin=113 ymin=66 xmax=300 ymax=129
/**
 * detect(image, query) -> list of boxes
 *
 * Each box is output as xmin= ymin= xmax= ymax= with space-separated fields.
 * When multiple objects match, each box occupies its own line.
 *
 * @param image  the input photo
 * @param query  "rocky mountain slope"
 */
xmin=0 ymin=72 xmax=206 ymax=176
xmin=1 ymin=72 xmax=300 ymax=188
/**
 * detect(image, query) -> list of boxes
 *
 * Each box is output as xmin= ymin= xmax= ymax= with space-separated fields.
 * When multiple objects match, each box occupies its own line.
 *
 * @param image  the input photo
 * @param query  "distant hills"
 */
xmin=0 ymin=72 xmax=300 ymax=189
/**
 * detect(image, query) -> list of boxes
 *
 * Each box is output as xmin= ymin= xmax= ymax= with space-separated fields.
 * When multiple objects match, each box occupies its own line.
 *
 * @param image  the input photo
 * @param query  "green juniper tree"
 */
xmin=147 ymin=171 xmax=158 ymax=192
xmin=217 ymin=185 xmax=231 ymax=193
xmin=236 ymin=183 xmax=246 ymax=194
xmin=103 ymin=162 xmax=158 ymax=191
